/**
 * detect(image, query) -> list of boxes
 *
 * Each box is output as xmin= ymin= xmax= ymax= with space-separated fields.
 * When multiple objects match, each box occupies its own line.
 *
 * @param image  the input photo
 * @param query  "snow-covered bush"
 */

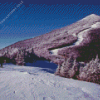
xmin=55 ymin=55 xmax=100 ymax=84
xmin=15 ymin=49 xmax=25 ymax=65
xmin=79 ymin=55 xmax=100 ymax=84
xmin=55 ymin=56 xmax=80 ymax=79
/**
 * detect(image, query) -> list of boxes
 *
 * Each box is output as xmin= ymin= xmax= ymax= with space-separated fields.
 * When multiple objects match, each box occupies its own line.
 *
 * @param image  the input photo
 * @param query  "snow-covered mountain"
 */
xmin=0 ymin=14 xmax=100 ymax=65
xmin=0 ymin=14 xmax=100 ymax=99
xmin=0 ymin=14 xmax=100 ymax=84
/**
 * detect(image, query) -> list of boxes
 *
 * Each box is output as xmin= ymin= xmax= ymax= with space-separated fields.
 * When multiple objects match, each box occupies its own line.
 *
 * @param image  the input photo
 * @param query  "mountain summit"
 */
xmin=82 ymin=14 xmax=100 ymax=20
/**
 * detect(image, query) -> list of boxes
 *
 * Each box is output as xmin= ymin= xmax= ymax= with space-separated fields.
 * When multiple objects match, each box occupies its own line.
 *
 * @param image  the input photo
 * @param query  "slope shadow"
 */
xmin=25 ymin=60 xmax=57 ymax=73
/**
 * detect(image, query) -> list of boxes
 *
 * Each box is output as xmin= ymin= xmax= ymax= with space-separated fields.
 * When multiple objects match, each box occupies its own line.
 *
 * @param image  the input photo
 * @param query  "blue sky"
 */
xmin=0 ymin=0 xmax=100 ymax=49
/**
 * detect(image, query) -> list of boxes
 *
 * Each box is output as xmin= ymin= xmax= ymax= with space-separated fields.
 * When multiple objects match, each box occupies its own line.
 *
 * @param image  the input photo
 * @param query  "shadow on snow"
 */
xmin=25 ymin=60 xmax=57 ymax=74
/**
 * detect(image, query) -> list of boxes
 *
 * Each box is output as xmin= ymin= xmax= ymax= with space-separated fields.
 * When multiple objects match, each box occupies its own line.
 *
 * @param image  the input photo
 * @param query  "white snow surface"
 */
xmin=0 ymin=64 xmax=100 ymax=100
xmin=91 ymin=22 xmax=100 ymax=28
xmin=50 ymin=49 xmax=60 ymax=55
xmin=74 ymin=29 xmax=89 ymax=45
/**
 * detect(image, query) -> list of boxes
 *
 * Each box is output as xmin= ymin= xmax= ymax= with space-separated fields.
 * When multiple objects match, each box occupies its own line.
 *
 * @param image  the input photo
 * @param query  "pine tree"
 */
xmin=15 ymin=49 xmax=25 ymax=65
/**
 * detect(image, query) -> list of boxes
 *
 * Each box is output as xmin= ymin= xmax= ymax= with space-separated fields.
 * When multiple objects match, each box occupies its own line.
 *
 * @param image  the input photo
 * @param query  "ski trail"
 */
xmin=50 ymin=29 xmax=90 ymax=55
xmin=50 ymin=21 xmax=100 ymax=56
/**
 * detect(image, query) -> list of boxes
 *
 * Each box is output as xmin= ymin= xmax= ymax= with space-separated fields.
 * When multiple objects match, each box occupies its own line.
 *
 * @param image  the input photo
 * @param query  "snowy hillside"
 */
xmin=0 ymin=64 xmax=100 ymax=100
xmin=0 ymin=14 xmax=100 ymax=65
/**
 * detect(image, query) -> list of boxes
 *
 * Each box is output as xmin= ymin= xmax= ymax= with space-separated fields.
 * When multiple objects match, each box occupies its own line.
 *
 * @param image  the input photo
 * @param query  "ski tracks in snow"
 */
xmin=0 ymin=65 xmax=100 ymax=100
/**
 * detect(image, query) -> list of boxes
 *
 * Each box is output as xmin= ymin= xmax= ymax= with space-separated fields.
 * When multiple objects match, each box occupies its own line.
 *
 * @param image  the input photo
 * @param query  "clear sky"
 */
xmin=0 ymin=0 xmax=100 ymax=49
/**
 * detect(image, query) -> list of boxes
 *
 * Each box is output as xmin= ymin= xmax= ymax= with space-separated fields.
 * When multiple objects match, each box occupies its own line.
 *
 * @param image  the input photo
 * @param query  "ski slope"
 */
xmin=50 ymin=29 xmax=88 ymax=55
xmin=50 ymin=21 xmax=100 ymax=56
xmin=0 ymin=64 xmax=100 ymax=100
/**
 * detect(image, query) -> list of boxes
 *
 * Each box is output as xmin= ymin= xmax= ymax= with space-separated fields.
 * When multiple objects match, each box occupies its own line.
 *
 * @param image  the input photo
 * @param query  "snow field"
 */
xmin=0 ymin=64 xmax=100 ymax=100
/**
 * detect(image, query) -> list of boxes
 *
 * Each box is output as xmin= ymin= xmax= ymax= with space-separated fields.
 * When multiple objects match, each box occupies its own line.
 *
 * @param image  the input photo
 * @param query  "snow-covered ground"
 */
xmin=91 ymin=22 xmax=100 ymax=29
xmin=0 ymin=64 xmax=100 ymax=100
xmin=49 ymin=49 xmax=60 ymax=55
xmin=73 ymin=29 xmax=89 ymax=45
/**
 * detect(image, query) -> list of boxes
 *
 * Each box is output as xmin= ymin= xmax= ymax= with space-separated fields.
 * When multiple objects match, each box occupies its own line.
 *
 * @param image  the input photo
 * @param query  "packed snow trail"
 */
xmin=50 ymin=21 xmax=100 ymax=56
xmin=0 ymin=64 xmax=100 ymax=100
xmin=50 ymin=29 xmax=88 ymax=55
